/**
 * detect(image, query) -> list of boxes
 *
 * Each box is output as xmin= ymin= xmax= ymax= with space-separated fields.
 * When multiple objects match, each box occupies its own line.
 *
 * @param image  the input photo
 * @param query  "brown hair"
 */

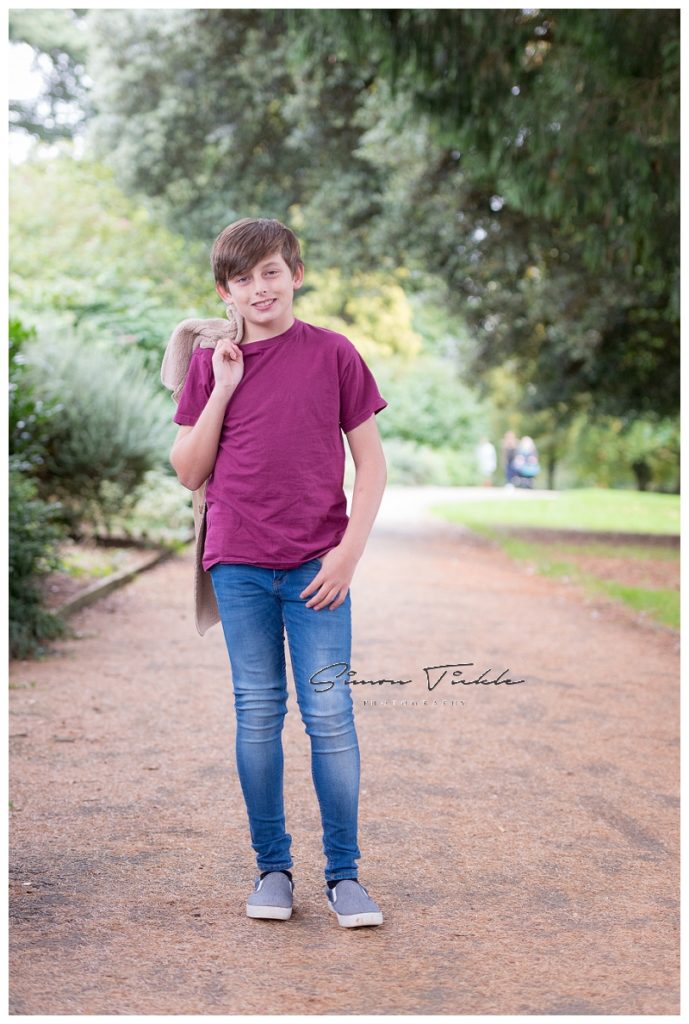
xmin=211 ymin=217 xmax=304 ymax=288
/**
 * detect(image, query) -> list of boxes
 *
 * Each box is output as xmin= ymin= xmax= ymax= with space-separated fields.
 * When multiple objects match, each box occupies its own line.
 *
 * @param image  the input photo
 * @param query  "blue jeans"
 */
xmin=209 ymin=557 xmax=362 ymax=882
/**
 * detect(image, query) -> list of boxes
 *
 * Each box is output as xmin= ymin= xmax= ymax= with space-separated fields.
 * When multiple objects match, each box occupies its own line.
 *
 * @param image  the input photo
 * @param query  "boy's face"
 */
xmin=216 ymin=251 xmax=304 ymax=331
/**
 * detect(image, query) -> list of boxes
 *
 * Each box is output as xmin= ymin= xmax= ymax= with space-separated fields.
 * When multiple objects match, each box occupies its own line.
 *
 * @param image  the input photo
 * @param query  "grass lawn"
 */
xmin=429 ymin=487 xmax=679 ymax=535
xmin=429 ymin=489 xmax=679 ymax=631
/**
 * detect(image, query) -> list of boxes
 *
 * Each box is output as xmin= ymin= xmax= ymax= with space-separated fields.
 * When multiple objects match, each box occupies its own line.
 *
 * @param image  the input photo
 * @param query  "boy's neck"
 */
xmin=241 ymin=310 xmax=296 ymax=344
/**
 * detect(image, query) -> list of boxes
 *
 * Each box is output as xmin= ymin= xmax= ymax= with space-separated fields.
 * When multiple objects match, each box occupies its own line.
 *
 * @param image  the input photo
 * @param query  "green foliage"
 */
xmin=86 ymin=10 xmax=315 ymax=237
xmin=475 ymin=364 xmax=678 ymax=493
xmin=373 ymin=438 xmax=478 ymax=486
xmin=561 ymin=411 xmax=679 ymax=491
xmin=292 ymin=10 xmax=678 ymax=420
xmin=20 ymin=325 xmax=174 ymax=537
xmin=349 ymin=73 xmax=679 ymax=420
xmin=8 ymin=467 xmax=70 ymax=661
xmin=371 ymin=353 xmax=489 ymax=450
xmin=97 ymin=468 xmax=195 ymax=545
xmin=9 ymin=317 xmax=62 ymax=473
xmin=295 ymin=267 xmax=422 ymax=360
xmin=319 ymin=9 xmax=679 ymax=286
xmin=9 ymin=156 xmax=212 ymax=370
xmin=82 ymin=8 xmax=387 ymax=261
xmin=555 ymin=414 xmax=679 ymax=492
xmin=406 ymin=278 xmax=475 ymax=362
xmin=10 ymin=10 xmax=679 ymax=425
xmin=9 ymin=8 xmax=679 ymax=487
xmin=9 ymin=316 xmax=70 ymax=659
xmin=9 ymin=9 xmax=91 ymax=141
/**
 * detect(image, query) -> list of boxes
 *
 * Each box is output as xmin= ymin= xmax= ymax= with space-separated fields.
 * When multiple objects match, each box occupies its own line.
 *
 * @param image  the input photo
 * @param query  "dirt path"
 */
xmin=9 ymin=515 xmax=679 ymax=1014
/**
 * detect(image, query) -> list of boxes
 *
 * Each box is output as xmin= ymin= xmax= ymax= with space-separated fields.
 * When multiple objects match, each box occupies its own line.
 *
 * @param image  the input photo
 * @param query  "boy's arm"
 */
xmin=170 ymin=381 xmax=236 ymax=491
xmin=338 ymin=414 xmax=388 ymax=561
xmin=301 ymin=413 xmax=387 ymax=611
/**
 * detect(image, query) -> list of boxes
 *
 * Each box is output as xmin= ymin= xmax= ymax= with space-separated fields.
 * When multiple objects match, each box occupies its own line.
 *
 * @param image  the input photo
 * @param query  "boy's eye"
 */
xmin=235 ymin=270 xmax=279 ymax=284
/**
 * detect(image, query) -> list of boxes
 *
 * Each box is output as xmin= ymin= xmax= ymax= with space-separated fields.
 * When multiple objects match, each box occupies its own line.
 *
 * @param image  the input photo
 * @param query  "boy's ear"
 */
xmin=216 ymin=281 xmax=232 ymax=304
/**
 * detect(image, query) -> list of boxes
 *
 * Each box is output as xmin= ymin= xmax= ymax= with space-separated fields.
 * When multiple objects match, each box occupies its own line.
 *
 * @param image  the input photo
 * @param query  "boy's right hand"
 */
xmin=212 ymin=336 xmax=244 ymax=391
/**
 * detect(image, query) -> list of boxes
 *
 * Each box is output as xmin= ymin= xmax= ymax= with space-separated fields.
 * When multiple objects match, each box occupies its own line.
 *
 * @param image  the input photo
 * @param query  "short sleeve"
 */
xmin=172 ymin=348 xmax=214 ymax=425
xmin=338 ymin=342 xmax=388 ymax=434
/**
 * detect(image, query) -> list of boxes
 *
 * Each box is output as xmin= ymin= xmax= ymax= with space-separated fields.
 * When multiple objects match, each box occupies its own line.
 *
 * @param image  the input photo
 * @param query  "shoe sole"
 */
xmin=328 ymin=902 xmax=383 ymax=927
xmin=246 ymin=903 xmax=293 ymax=920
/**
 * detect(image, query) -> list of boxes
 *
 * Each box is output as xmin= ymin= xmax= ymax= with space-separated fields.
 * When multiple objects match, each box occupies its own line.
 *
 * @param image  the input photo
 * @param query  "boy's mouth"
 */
xmin=253 ymin=299 xmax=276 ymax=311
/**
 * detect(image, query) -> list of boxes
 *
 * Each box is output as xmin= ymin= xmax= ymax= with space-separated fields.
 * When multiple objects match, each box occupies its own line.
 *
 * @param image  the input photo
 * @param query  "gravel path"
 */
xmin=9 ymin=507 xmax=679 ymax=1014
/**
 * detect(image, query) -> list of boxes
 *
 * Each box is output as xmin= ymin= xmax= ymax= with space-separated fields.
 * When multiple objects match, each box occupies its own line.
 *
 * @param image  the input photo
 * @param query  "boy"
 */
xmin=169 ymin=218 xmax=388 ymax=927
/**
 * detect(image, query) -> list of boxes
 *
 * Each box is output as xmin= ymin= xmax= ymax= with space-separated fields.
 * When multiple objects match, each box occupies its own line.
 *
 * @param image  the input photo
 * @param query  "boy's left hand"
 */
xmin=300 ymin=546 xmax=358 ymax=611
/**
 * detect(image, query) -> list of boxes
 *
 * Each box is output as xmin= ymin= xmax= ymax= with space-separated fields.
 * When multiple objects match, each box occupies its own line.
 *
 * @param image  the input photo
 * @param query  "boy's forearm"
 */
xmin=171 ymin=383 xmax=236 ymax=490
xmin=338 ymin=458 xmax=388 ymax=561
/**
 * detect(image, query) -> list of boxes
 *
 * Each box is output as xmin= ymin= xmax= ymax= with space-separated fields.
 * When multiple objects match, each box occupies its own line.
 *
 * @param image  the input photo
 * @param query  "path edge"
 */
xmin=53 ymin=535 xmax=194 ymax=618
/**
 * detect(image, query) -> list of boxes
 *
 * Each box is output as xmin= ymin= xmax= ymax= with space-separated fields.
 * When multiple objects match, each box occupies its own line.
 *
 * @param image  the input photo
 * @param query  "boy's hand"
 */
xmin=300 ymin=545 xmax=358 ymax=611
xmin=212 ymin=336 xmax=244 ymax=391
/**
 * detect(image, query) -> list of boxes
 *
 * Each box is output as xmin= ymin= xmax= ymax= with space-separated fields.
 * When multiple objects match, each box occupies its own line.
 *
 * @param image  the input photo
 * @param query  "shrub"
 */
xmin=371 ymin=353 xmax=490 ymax=449
xmin=98 ymin=467 xmax=195 ymax=545
xmin=558 ymin=413 xmax=680 ymax=492
xmin=9 ymin=466 xmax=70 ymax=661
xmin=21 ymin=325 xmax=173 ymax=537
xmin=344 ymin=437 xmax=478 ymax=487
xmin=9 ymin=318 xmax=62 ymax=473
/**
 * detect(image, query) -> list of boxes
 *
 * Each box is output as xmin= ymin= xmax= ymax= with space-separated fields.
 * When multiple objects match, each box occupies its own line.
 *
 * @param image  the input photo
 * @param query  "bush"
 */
xmin=97 ymin=467 xmax=195 ymax=545
xmin=344 ymin=437 xmax=478 ymax=487
xmin=9 ymin=466 xmax=71 ymax=661
xmin=557 ymin=413 xmax=680 ymax=492
xmin=9 ymin=317 xmax=62 ymax=473
xmin=10 ymin=157 xmax=211 ymax=373
xmin=371 ymin=353 xmax=490 ymax=449
xmin=21 ymin=324 xmax=174 ymax=537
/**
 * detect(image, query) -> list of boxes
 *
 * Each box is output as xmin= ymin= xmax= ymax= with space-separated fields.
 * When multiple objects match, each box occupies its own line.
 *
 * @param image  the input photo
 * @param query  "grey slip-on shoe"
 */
xmin=246 ymin=871 xmax=294 ymax=920
xmin=325 ymin=879 xmax=383 ymax=927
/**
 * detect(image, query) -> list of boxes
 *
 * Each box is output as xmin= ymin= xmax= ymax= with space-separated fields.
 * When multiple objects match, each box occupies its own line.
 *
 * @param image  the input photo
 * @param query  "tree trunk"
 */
xmin=547 ymin=452 xmax=557 ymax=490
xmin=631 ymin=459 xmax=652 ymax=491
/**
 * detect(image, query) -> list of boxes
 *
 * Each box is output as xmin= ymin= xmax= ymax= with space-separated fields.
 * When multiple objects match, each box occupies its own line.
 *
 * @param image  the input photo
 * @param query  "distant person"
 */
xmin=476 ymin=437 xmax=497 ymax=486
xmin=511 ymin=435 xmax=540 ymax=489
xmin=501 ymin=430 xmax=518 ymax=487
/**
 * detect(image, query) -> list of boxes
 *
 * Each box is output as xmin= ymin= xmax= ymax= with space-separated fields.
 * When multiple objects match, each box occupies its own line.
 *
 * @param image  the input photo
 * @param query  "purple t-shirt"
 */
xmin=173 ymin=317 xmax=388 ymax=570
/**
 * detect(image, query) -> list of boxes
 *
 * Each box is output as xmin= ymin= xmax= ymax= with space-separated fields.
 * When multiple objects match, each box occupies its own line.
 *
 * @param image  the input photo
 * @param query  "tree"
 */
xmin=9 ymin=156 xmax=212 ymax=365
xmin=83 ymin=7 xmax=385 ymax=258
xmin=9 ymin=9 xmax=92 ymax=142
xmin=310 ymin=9 xmax=678 ymax=287
xmin=292 ymin=8 xmax=679 ymax=419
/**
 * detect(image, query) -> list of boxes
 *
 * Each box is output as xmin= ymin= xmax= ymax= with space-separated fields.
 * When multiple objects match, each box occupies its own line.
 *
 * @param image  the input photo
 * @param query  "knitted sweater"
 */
xmin=159 ymin=304 xmax=244 ymax=636
xmin=160 ymin=305 xmax=244 ymax=401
